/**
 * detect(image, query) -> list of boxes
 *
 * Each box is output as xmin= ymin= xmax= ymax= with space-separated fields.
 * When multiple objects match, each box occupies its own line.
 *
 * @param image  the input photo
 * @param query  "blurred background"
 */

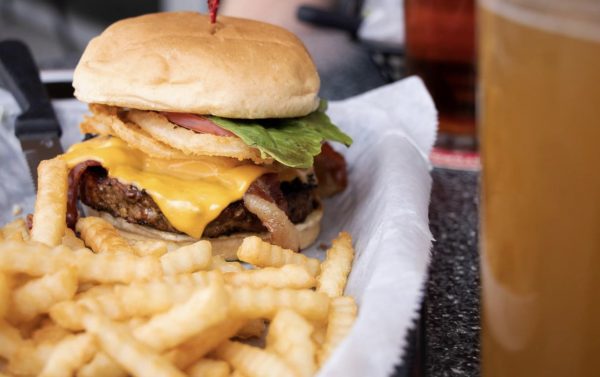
xmin=0 ymin=0 xmax=392 ymax=100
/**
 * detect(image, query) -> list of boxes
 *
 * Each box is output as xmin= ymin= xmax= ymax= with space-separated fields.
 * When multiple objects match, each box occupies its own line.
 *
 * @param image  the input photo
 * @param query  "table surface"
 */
xmin=394 ymin=168 xmax=480 ymax=377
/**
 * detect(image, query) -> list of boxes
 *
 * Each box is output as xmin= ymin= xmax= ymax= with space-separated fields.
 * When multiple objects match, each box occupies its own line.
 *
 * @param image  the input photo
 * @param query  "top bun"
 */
xmin=73 ymin=12 xmax=320 ymax=119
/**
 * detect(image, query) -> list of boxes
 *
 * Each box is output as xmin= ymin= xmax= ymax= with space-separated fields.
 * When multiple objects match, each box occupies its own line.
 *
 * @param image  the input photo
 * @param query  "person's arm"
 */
xmin=221 ymin=0 xmax=334 ymax=35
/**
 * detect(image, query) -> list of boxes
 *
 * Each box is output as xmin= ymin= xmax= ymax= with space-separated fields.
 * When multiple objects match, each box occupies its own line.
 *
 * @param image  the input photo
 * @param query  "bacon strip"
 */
xmin=66 ymin=160 xmax=100 ymax=229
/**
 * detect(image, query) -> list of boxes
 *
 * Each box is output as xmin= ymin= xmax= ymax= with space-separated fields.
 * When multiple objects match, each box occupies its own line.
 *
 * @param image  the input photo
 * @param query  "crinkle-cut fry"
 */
xmin=76 ymin=283 xmax=113 ymax=298
xmin=76 ymin=216 xmax=136 ymax=254
xmin=237 ymin=236 xmax=320 ymax=277
xmin=0 ymin=241 xmax=70 ymax=276
xmin=49 ymin=301 xmax=86 ymax=330
xmin=267 ymin=309 xmax=316 ymax=377
xmin=82 ymin=314 xmax=186 ymax=377
xmin=32 ymin=321 xmax=71 ymax=344
xmin=229 ymin=286 xmax=330 ymax=322
xmin=160 ymin=240 xmax=212 ymax=275
xmin=62 ymin=228 xmax=86 ymax=250
xmin=31 ymin=158 xmax=68 ymax=246
xmin=1 ymin=218 xmax=29 ymax=241
xmin=318 ymin=296 xmax=358 ymax=366
xmin=211 ymin=255 xmax=244 ymax=273
xmin=161 ymin=270 xmax=215 ymax=286
xmin=0 ymin=272 xmax=9 ymax=318
xmin=236 ymin=319 xmax=266 ymax=339
xmin=128 ymin=109 xmax=270 ymax=163
xmin=7 ymin=339 xmax=55 ymax=376
xmin=231 ymin=371 xmax=249 ymax=377
xmin=224 ymin=264 xmax=315 ymax=289
xmin=166 ymin=318 xmax=245 ymax=370
xmin=39 ymin=334 xmax=96 ymax=377
xmin=316 ymin=232 xmax=354 ymax=297
xmin=312 ymin=325 xmax=327 ymax=346
xmin=78 ymin=352 xmax=127 ymax=377
xmin=131 ymin=239 xmax=168 ymax=257
xmin=11 ymin=267 xmax=78 ymax=322
xmin=186 ymin=358 xmax=231 ymax=377
xmin=213 ymin=340 xmax=297 ymax=377
xmin=73 ymin=249 xmax=162 ymax=283
xmin=0 ymin=319 xmax=24 ymax=359
xmin=134 ymin=273 xmax=229 ymax=351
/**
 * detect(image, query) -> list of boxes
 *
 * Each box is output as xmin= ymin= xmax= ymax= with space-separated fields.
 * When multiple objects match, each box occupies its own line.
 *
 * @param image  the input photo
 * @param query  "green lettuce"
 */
xmin=209 ymin=102 xmax=352 ymax=168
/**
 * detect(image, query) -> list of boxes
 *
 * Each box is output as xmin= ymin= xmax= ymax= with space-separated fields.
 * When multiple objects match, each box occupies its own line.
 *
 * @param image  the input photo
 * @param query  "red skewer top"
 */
xmin=208 ymin=0 xmax=220 ymax=24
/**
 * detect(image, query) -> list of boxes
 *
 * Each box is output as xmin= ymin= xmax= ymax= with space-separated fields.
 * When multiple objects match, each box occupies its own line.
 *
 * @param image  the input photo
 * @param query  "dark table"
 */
xmin=395 ymin=168 xmax=480 ymax=377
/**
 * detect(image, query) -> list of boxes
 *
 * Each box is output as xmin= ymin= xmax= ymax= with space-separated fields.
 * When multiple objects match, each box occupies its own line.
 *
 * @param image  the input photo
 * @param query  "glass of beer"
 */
xmin=479 ymin=0 xmax=600 ymax=376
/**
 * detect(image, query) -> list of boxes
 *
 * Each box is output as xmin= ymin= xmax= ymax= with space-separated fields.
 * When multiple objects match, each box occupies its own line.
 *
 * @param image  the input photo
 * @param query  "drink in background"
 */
xmin=480 ymin=0 xmax=600 ymax=376
xmin=405 ymin=0 xmax=476 ymax=150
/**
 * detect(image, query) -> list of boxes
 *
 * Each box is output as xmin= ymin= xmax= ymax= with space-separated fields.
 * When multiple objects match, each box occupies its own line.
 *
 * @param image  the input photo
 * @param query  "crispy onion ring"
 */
xmin=127 ymin=109 xmax=272 ymax=164
xmin=243 ymin=193 xmax=300 ymax=251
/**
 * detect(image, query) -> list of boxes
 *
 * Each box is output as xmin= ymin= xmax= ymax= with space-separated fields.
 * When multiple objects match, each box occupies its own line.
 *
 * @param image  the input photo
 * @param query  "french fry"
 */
xmin=11 ymin=267 xmax=78 ymax=322
xmin=39 ymin=334 xmax=96 ymax=377
xmin=318 ymin=296 xmax=357 ymax=366
xmin=211 ymin=255 xmax=244 ymax=273
xmin=76 ymin=216 xmax=136 ymax=254
xmin=134 ymin=274 xmax=229 ymax=351
xmin=166 ymin=318 xmax=245 ymax=370
xmin=1 ymin=218 xmax=29 ymax=241
xmin=312 ymin=325 xmax=327 ymax=346
xmin=31 ymin=158 xmax=68 ymax=247
xmin=237 ymin=236 xmax=320 ymax=277
xmin=186 ymin=358 xmax=231 ymax=377
xmin=78 ymin=352 xmax=127 ymax=377
xmin=7 ymin=339 xmax=55 ymax=376
xmin=49 ymin=301 xmax=86 ymax=331
xmin=73 ymin=249 xmax=162 ymax=283
xmin=0 ymin=241 xmax=70 ymax=276
xmin=0 ymin=272 xmax=9 ymax=318
xmin=160 ymin=240 xmax=212 ymax=275
xmin=62 ymin=228 xmax=86 ymax=250
xmin=231 ymin=371 xmax=249 ymax=377
xmin=224 ymin=264 xmax=315 ymax=289
xmin=82 ymin=314 xmax=186 ymax=377
xmin=161 ymin=271 xmax=216 ymax=286
xmin=316 ymin=232 xmax=354 ymax=297
xmin=32 ymin=320 xmax=70 ymax=344
xmin=267 ymin=309 xmax=316 ymax=377
xmin=236 ymin=319 xmax=266 ymax=339
xmin=229 ymin=286 xmax=330 ymax=322
xmin=0 ymin=319 xmax=24 ymax=359
xmin=131 ymin=239 xmax=168 ymax=257
xmin=213 ymin=340 xmax=296 ymax=377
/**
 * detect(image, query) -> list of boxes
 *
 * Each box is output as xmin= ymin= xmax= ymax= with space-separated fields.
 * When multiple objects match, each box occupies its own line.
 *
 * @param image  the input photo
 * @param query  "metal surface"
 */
xmin=17 ymin=135 xmax=64 ymax=188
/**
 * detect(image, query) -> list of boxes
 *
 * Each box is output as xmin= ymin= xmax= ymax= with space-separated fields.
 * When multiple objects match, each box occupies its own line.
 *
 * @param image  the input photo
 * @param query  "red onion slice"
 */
xmin=163 ymin=112 xmax=235 ymax=137
xmin=243 ymin=193 xmax=300 ymax=251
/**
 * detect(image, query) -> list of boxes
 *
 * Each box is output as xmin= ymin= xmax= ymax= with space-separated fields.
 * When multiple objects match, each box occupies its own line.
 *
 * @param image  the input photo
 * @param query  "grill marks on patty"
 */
xmin=76 ymin=166 xmax=319 ymax=238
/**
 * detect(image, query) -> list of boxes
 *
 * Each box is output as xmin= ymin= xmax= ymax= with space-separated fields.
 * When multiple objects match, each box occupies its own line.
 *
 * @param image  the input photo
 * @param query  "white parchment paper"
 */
xmin=0 ymin=76 xmax=437 ymax=377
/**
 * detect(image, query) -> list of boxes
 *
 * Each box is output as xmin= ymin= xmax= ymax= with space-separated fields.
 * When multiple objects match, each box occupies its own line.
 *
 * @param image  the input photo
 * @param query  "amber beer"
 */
xmin=405 ymin=0 xmax=476 ymax=150
xmin=480 ymin=0 xmax=600 ymax=376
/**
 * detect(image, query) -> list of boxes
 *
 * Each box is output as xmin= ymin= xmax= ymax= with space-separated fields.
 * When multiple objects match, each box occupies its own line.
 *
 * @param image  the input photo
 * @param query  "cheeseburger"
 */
xmin=61 ymin=12 xmax=352 ymax=258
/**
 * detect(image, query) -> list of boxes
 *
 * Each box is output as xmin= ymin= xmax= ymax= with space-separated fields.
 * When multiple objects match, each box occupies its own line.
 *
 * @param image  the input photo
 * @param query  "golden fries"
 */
xmin=82 ymin=314 xmax=186 ymax=377
xmin=160 ymin=240 xmax=212 ymax=275
xmin=38 ymin=334 xmax=96 ymax=377
xmin=237 ymin=236 xmax=321 ymax=276
xmin=229 ymin=286 xmax=330 ymax=322
xmin=224 ymin=264 xmax=315 ymax=289
xmin=267 ymin=309 xmax=316 ymax=377
xmin=31 ymin=159 xmax=68 ymax=246
xmin=1 ymin=202 xmax=360 ymax=377
xmin=76 ymin=216 xmax=136 ymax=254
xmin=11 ymin=267 xmax=78 ymax=322
xmin=186 ymin=358 xmax=231 ymax=377
xmin=318 ymin=296 xmax=358 ymax=366
xmin=214 ymin=340 xmax=297 ymax=377
xmin=317 ymin=232 xmax=354 ymax=297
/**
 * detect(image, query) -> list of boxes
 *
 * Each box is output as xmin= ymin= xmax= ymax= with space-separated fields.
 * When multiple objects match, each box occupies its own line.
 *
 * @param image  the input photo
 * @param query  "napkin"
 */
xmin=0 ymin=76 xmax=437 ymax=377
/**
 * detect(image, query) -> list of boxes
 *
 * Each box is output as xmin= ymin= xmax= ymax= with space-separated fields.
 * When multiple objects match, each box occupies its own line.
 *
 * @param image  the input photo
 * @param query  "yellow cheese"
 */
xmin=60 ymin=136 xmax=268 ymax=238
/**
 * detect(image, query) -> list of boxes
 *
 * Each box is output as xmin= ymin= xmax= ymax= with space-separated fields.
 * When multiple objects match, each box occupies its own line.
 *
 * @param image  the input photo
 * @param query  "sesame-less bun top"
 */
xmin=73 ymin=12 xmax=320 ymax=119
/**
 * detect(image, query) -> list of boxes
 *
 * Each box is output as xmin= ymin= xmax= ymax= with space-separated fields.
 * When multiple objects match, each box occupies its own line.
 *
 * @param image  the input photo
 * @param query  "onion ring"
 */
xmin=243 ymin=193 xmax=300 ymax=251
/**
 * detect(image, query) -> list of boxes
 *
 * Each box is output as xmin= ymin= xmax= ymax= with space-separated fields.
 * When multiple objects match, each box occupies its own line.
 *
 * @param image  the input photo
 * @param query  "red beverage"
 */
xmin=405 ymin=0 xmax=476 ymax=150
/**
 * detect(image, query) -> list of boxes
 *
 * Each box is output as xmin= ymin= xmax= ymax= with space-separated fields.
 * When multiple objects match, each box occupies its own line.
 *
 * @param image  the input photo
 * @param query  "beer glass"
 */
xmin=480 ymin=0 xmax=600 ymax=376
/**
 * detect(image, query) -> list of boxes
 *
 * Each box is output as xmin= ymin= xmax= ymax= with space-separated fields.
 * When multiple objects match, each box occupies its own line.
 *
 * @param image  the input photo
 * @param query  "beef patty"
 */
xmin=78 ymin=166 xmax=319 ymax=238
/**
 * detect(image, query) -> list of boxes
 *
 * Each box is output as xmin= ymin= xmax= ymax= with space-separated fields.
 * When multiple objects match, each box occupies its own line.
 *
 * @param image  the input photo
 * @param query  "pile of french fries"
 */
xmin=0 ymin=159 xmax=357 ymax=377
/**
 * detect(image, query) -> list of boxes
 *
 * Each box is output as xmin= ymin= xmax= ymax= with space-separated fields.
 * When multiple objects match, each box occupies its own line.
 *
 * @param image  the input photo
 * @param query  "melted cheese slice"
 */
xmin=61 ymin=136 xmax=268 ymax=238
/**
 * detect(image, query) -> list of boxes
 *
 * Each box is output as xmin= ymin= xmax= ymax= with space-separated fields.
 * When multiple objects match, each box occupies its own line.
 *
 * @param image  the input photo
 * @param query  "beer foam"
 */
xmin=481 ymin=0 xmax=600 ymax=42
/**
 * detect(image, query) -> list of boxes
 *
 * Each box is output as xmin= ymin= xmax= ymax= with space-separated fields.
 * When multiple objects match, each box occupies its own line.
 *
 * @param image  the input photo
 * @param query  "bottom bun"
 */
xmin=85 ymin=206 xmax=323 ymax=260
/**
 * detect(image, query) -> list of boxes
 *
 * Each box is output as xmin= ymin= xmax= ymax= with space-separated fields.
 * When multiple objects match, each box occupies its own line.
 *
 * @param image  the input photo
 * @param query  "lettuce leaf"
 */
xmin=209 ymin=102 xmax=352 ymax=168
